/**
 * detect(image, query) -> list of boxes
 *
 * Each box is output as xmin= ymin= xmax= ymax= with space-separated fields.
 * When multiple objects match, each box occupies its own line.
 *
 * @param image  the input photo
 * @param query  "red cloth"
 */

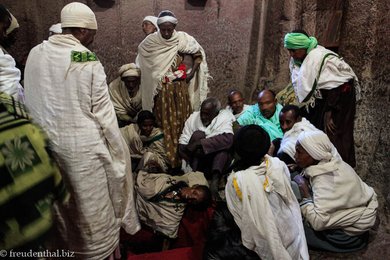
xmin=122 ymin=206 xmax=215 ymax=259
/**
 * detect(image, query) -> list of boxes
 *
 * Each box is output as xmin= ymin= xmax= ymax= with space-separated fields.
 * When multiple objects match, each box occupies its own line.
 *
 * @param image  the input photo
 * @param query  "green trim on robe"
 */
xmin=71 ymin=50 xmax=98 ymax=62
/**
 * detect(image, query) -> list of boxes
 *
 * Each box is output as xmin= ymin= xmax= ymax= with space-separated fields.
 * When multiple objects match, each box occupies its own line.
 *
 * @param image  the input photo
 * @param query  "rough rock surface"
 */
xmin=3 ymin=0 xmax=389 ymax=258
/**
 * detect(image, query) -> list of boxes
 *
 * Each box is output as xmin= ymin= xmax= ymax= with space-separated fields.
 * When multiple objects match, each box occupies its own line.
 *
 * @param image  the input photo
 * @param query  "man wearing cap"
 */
xmin=24 ymin=2 xmax=140 ymax=259
xmin=0 ymin=5 xmax=24 ymax=102
xmin=109 ymin=63 xmax=142 ymax=127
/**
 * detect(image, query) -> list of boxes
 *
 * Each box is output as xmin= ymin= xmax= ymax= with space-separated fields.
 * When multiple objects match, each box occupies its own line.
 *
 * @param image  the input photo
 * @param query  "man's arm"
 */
xmin=200 ymin=133 xmax=234 ymax=155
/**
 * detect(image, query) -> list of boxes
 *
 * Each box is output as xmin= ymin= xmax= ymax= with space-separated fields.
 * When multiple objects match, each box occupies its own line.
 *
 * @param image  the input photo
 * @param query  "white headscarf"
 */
xmin=49 ymin=23 xmax=62 ymax=34
xmin=143 ymin=16 xmax=158 ymax=29
xmin=61 ymin=2 xmax=97 ymax=30
xmin=119 ymin=63 xmax=140 ymax=78
xmin=297 ymin=130 xmax=335 ymax=161
xmin=157 ymin=10 xmax=178 ymax=25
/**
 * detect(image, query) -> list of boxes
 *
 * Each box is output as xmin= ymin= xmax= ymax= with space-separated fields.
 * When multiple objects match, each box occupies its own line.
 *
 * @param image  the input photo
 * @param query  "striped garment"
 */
xmin=0 ymin=92 xmax=68 ymax=250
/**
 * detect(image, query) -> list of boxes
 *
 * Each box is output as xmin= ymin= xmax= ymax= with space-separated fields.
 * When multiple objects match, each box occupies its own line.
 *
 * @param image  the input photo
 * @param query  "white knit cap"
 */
xmin=119 ymin=63 xmax=140 ymax=78
xmin=143 ymin=16 xmax=158 ymax=29
xmin=49 ymin=23 xmax=62 ymax=34
xmin=6 ymin=11 xmax=19 ymax=35
xmin=297 ymin=130 xmax=333 ymax=161
xmin=61 ymin=2 xmax=97 ymax=30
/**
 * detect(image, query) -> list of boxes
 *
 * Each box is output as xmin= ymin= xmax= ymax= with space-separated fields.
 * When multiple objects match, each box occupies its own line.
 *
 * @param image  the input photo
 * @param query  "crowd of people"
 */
xmin=0 ymin=2 xmax=379 ymax=259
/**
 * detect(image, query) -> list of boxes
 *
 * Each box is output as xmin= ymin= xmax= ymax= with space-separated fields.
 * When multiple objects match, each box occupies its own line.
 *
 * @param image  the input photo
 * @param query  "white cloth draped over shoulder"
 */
xmin=137 ymin=30 xmax=210 ymax=111
xmin=289 ymin=45 xmax=360 ymax=106
xmin=225 ymin=155 xmax=309 ymax=260
xmin=0 ymin=47 xmax=24 ymax=102
xmin=278 ymin=117 xmax=318 ymax=160
xmin=108 ymin=77 xmax=141 ymax=120
xmin=179 ymin=109 xmax=235 ymax=145
xmin=298 ymin=131 xmax=378 ymax=235
xmin=226 ymin=104 xmax=250 ymax=120
xmin=24 ymin=34 xmax=140 ymax=259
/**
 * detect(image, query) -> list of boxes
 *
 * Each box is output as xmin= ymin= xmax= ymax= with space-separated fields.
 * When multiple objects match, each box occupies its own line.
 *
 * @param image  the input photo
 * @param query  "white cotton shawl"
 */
xmin=178 ymin=109 xmax=235 ymax=145
xmin=108 ymin=77 xmax=141 ymax=118
xmin=225 ymin=155 xmax=309 ymax=260
xmin=225 ymin=104 xmax=250 ymax=120
xmin=0 ymin=47 xmax=24 ymax=101
xmin=138 ymin=30 xmax=210 ymax=111
xmin=290 ymin=45 xmax=360 ymax=106
xmin=278 ymin=118 xmax=318 ymax=160
xmin=298 ymin=131 xmax=378 ymax=235
xmin=24 ymin=34 xmax=140 ymax=259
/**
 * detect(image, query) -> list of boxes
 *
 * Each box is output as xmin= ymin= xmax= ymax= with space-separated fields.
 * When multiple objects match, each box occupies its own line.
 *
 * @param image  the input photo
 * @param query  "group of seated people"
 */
xmin=109 ymin=66 xmax=378 ymax=258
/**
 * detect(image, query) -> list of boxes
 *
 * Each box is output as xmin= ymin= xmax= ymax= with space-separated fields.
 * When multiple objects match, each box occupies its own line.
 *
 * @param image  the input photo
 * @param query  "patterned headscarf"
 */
xmin=284 ymin=32 xmax=318 ymax=54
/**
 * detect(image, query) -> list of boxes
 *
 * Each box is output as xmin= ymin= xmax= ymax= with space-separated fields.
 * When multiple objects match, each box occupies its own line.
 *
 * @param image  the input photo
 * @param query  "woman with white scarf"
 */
xmin=137 ymin=10 xmax=210 ymax=169
xmin=294 ymin=130 xmax=378 ymax=252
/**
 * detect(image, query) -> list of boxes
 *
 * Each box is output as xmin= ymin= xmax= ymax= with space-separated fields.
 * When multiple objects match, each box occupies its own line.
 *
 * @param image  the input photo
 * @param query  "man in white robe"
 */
xmin=277 ymin=104 xmax=318 ymax=165
xmin=0 ymin=6 xmax=23 ymax=102
xmin=294 ymin=131 xmax=378 ymax=252
xmin=225 ymin=90 xmax=249 ymax=120
xmin=24 ymin=3 xmax=140 ymax=259
xmin=179 ymin=97 xmax=235 ymax=196
xmin=225 ymin=125 xmax=309 ymax=260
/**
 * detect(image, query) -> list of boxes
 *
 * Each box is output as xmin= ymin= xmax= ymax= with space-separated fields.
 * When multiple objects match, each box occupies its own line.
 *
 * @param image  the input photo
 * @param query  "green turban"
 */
xmin=284 ymin=33 xmax=318 ymax=54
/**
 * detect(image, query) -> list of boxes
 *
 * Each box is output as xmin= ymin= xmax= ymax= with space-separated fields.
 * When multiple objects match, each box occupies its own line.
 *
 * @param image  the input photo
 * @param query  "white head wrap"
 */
xmin=6 ymin=11 xmax=19 ymax=35
xmin=297 ymin=130 xmax=334 ymax=161
xmin=143 ymin=16 xmax=158 ymax=29
xmin=157 ymin=10 xmax=178 ymax=25
xmin=61 ymin=2 xmax=97 ymax=30
xmin=49 ymin=23 xmax=62 ymax=34
xmin=119 ymin=63 xmax=140 ymax=78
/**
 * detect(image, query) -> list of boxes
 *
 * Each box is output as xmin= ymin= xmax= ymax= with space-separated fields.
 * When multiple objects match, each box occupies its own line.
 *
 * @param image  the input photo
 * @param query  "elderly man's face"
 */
xmin=294 ymin=143 xmax=316 ymax=168
xmin=279 ymin=110 xmax=299 ymax=133
xmin=122 ymin=76 xmax=140 ymax=96
xmin=228 ymin=93 xmax=244 ymax=115
xmin=258 ymin=91 xmax=277 ymax=119
xmin=159 ymin=22 xmax=175 ymax=39
xmin=200 ymin=103 xmax=218 ymax=127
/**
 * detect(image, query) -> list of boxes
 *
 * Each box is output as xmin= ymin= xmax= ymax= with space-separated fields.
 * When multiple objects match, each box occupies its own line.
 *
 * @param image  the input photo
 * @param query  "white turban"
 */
xmin=157 ymin=10 xmax=178 ymax=25
xmin=6 ymin=11 xmax=19 ymax=35
xmin=143 ymin=16 xmax=158 ymax=29
xmin=297 ymin=130 xmax=334 ymax=161
xmin=119 ymin=63 xmax=140 ymax=78
xmin=61 ymin=2 xmax=97 ymax=30
xmin=49 ymin=23 xmax=62 ymax=34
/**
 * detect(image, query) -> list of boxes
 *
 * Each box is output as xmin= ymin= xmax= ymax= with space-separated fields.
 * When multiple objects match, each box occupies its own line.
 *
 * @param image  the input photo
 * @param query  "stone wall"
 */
xmin=3 ymin=0 xmax=390 ymax=256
